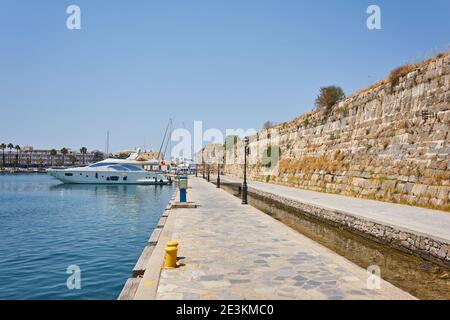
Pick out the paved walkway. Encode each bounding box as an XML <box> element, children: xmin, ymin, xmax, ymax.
<box><xmin>222</xmin><ymin>176</ymin><xmax>450</xmax><ymax>242</ymax></box>
<box><xmin>153</xmin><ymin>178</ymin><xmax>414</xmax><ymax>300</ymax></box>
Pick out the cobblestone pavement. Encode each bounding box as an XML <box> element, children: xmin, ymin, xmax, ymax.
<box><xmin>221</xmin><ymin>176</ymin><xmax>450</xmax><ymax>242</ymax></box>
<box><xmin>155</xmin><ymin>178</ymin><xmax>415</xmax><ymax>300</ymax></box>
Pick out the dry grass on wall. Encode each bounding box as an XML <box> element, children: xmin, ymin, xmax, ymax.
<box><xmin>388</xmin><ymin>64</ymin><xmax>418</xmax><ymax>86</ymax></box>
<box><xmin>279</xmin><ymin>155</ymin><xmax>343</xmax><ymax>176</ymax></box>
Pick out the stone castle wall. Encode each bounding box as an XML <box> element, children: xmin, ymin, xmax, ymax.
<box><xmin>201</xmin><ymin>53</ymin><xmax>450</xmax><ymax>211</ymax></box>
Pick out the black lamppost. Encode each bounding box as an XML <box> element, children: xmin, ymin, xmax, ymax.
<box><xmin>242</xmin><ymin>136</ymin><xmax>249</xmax><ymax>205</ymax></box>
<box><xmin>216</xmin><ymin>163</ymin><xmax>220</xmax><ymax>188</ymax></box>
<box><xmin>195</xmin><ymin>163</ymin><xmax>198</xmax><ymax>177</ymax></box>
<box><xmin>202</xmin><ymin>149</ymin><xmax>205</xmax><ymax>179</ymax></box>
<box><xmin>207</xmin><ymin>164</ymin><xmax>210</xmax><ymax>182</ymax></box>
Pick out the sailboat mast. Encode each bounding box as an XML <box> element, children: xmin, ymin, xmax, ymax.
<box><xmin>163</xmin><ymin>119</ymin><xmax>173</xmax><ymax>160</ymax></box>
<box><xmin>158</xmin><ymin>119</ymin><xmax>171</xmax><ymax>160</ymax></box>
<box><xmin>106</xmin><ymin>131</ymin><xmax>110</xmax><ymax>155</ymax></box>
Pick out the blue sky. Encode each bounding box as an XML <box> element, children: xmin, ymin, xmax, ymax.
<box><xmin>0</xmin><ymin>0</ymin><xmax>448</xmax><ymax>152</ymax></box>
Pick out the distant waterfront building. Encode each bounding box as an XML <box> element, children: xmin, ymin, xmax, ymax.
<box><xmin>1</xmin><ymin>146</ymin><xmax>106</xmax><ymax>168</ymax></box>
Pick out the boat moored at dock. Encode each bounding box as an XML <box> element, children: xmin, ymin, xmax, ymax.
<box><xmin>47</xmin><ymin>157</ymin><xmax>171</xmax><ymax>185</ymax></box>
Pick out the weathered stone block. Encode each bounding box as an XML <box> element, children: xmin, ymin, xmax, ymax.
<box><xmin>412</xmin><ymin>184</ymin><xmax>429</xmax><ymax>197</ymax></box>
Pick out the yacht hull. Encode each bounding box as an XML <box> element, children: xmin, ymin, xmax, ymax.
<box><xmin>47</xmin><ymin>169</ymin><xmax>170</xmax><ymax>185</ymax></box>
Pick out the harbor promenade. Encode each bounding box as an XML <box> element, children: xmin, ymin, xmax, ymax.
<box><xmin>133</xmin><ymin>177</ymin><xmax>414</xmax><ymax>300</ymax></box>
<box><xmin>221</xmin><ymin>176</ymin><xmax>450</xmax><ymax>243</ymax></box>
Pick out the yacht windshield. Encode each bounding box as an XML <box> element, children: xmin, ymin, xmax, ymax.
<box><xmin>88</xmin><ymin>162</ymin><xmax>143</xmax><ymax>171</ymax></box>
<box><xmin>109</xmin><ymin>165</ymin><xmax>143</xmax><ymax>171</ymax></box>
<box><xmin>89</xmin><ymin>162</ymin><xmax>113</xmax><ymax>168</ymax></box>
<box><xmin>109</xmin><ymin>165</ymin><xmax>129</xmax><ymax>171</ymax></box>
<box><xmin>121</xmin><ymin>165</ymin><xmax>142</xmax><ymax>171</ymax></box>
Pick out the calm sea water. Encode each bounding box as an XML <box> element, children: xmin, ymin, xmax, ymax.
<box><xmin>0</xmin><ymin>174</ymin><xmax>174</xmax><ymax>299</ymax></box>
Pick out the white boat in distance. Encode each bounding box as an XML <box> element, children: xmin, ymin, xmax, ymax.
<box><xmin>47</xmin><ymin>155</ymin><xmax>170</xmax><ymax>185</ymax></box>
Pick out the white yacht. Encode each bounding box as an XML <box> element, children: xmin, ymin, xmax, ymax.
<box><xmin>47</xmin><ymin>155</ymin><xmax>171</xmax><ymax>185</ymax></box>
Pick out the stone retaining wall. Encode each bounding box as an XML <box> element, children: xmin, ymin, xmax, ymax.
<box><xmin>202</xmin><ymin>53</ymin><xmax>450</xmax><ymax>211</ymax></box>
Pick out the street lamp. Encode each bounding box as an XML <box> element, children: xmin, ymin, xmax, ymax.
<box><xmin>216</xmin><ymin>149</ymin><xmax>223</xmax><ymax>188</ymax></box>
<box><xmin>216</xmin><ymin>162</ymin><xmax>220</xmax><ymax>188</ymax></box>
<box><xmin>207</xmin><ymin>164</ymin><xmax>210</xmax><ymax>182</ymax></box>
<box><xmin>202</xmin><ymin>149</ymin><xmax>205</xmax><ymax>179</ymax></box>
<box><xmin>242</xmin><ymin>136</ymin><xmax>249</xmax><ymax>205</ymax></box>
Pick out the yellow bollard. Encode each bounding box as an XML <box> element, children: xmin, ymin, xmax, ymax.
<box><xmin>164</xmin><ymin>246</ymin><xmax>178</xmax><ymax>268</ymax></box>
<box><xmin>166</xmin><ymin>240</ymin><xmax>179</xmax><ymax>249</ymax></box>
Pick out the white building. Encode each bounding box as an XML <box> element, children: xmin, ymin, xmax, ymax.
<box><xmin>0</xmin><ymin>146</ymin><xmax>106</xmax><ymax>168</ymax></box>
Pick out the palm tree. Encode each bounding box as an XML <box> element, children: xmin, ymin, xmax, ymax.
<box><xmin>7</xmin><ymin>143</ymin><xmax>13</xmax><ymax>167</ymax></box>
<box><xmin>0</xmin><ymin>143</ymin><xmax>5</xmax><ymax>168</ymax></box>
<box><xmin>60</xmin><ymin>148</ymin><xmax>68</xmax><ymax>166</ymax></box>
<box><xmin>69</xmin><ymin>155</ymin><xmax>77</xmax><ymax>166</ymax></box>
<box><xmin>14</xmin><ymin>145</ymin><xmax>21</xmax><ymax>168</ymax></box>
<box><xmin>80</xmin><ymin>147</ymin><xmax>87</xmax><ymax>164</ymax></box>
<box><xmin>50</xmin><ymin>149</ymin><xmax>57</xmax><ymax>167</ymax></box>
<box><xmin>23</xmin><ymin>149</ymin><xmax>30</xmax><ymax>169</ymax></box>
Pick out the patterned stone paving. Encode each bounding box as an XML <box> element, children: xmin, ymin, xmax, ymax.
<box><xmin>155</xmin><ymin>178</ymin><xmax>415</xmax><ymax>300</ymax></box>
<box><xmin>221</xmin><ymin>176</ymin><xmax>450</xmax><ymax>243</ymax></box>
